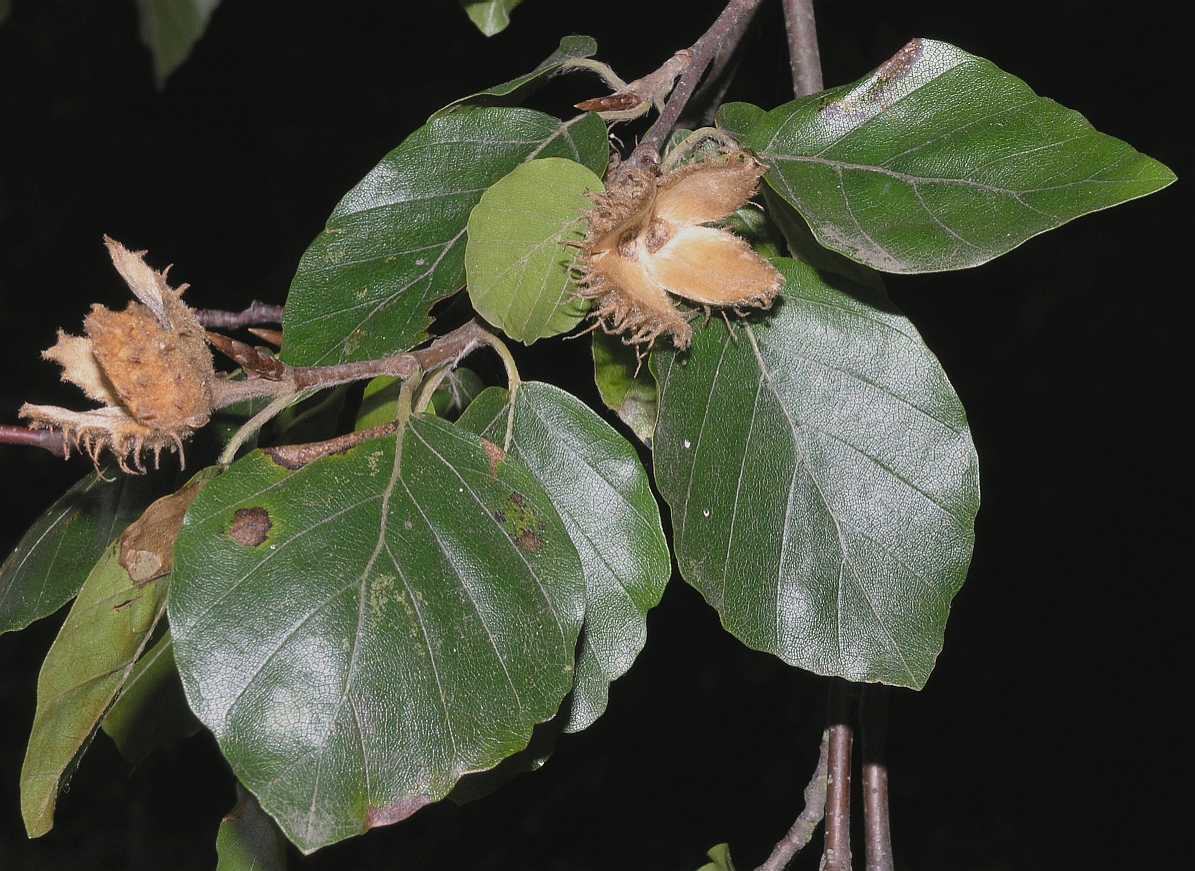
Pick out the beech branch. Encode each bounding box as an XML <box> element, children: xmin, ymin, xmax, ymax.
<box><xmin>756</xmin><ymin>731</ymin><xmax>830</xmax><ymax>871</ymax></box>
<box><xmin>625</xmin><ymin>0</ymin><xmax>766</xmax><ymax>169</ymax></box>
<box><xmin>193</xmin><ymin>301</ymin><xmax>284</xmax><ymax>330</ymax></box>
<box><xmin>821</xmin><ymin>681</ymin><xmax>857</xmax><ymax>871</ymax></box>
<box><xmin>0</xmin><ymin>424</ymin><xmax>66</xmax><ymax>457</ymax></box>
<box><xmin>861</xmin><ymin>685</ymin><xmax>895</xmax><ymax>871</ymax></box>
<box><xmin>782</xmin><ymin>0</ymin><xmax>824</xmax><ymax>97</ymax></box>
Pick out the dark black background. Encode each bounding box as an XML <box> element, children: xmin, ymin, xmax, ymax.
<box><xmin>0</xmin><ymin>1</ymin><xmax>1186</xmax><ymax>869</ymax></box>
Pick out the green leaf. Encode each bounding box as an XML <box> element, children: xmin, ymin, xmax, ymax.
<box><xmin>734</xmin><ymin>39</ymin><xmax>1176</xmax><ymax>273</ymax></box>
<box><xmin>282</xmin><ymin>108</ymin><xmax>607</xmax><ymax>367</ymax></box>
<box><xmin>135</xmin><ymin>0</ymin><xmax>222</xmax><ymax>88</ymax></box>
<box><xmin>459</xmin><ymin>0</ymin><xmax>523</xmax><ymax>36</ymax></box>
<box><xmin>592</xmin><ymin>331</ymin><xmax>657</xmax><ymax>447</ymax></box>
<box><xmin>435</xmin><ymin>35</ymin><xmax>598</xmax><ymax>117</ymax></box>
<box><xmin>762</xmin><ymin>189</ymin><xmax>885</xmax><ymax>290</ymax></box>
<box><xmin>101</xmin><ymin>631</ymin><xmax>201</xmax><ymax>767</ymax></box>
<box><xmin>217</xmin><ymin>784</ymin><xmax>288</xmax><ymax>871</ymax></box>
<box><xmin>697</xmin><ymin>843</ymin><xmax>738</xmax><ymax>871</ymax></box>
<box><xmin>169</xmin><ymin>417</ymin><xmax>585</xmax><ymax>853</ymax></box>
<box><xmin>466</xmin><ymin>158</ymin><xmax>603</xmax><ymax>344</ymax></box>
<box><xmin>651</xmin><ymin>258</ymin><xmax>979</xmax><ymax>688</ymax></box>
<box><xmin>20</xmin><ymin>543</ymin><xmax>169</xmax><ymax>837</ymax></box>
<box><xmin>0</xmin><ymin>0</ymin><xmax>11</xmax><ymax>26</ymax></box>
<box><xmin>2</xmin><ymin>470</ymin><xmax>159</xmax><ymax>635</ymax></box>
<box><xmin>457</xmin><ymin>382</ymin><xmax>669</xmax><ymax>731</ymax></box>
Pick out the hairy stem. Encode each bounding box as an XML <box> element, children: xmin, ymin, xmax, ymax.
<box><xmin>782</xmin><ymin>0</ymin><xmax>824</xmax><ymax>97</ymax></box>
<box><xmin>756</xmin><ymin>731</ymin><xmax>830</xmax><ymax>871</ymax></box>
<box><xmin>0</xmin><ymin>424</ymin><xmax>65</xmax><ymax>457</ymax></box>
<box><xmin>860</xmin><ymin>685</ymin><xmax>894</xmax><ymax>871</ymax></box>
<box><xmin>193</xmin><ymin>301</ymin><xmax>284</xmax><ymax>330</ymax></box>
<box><xmin>821</xmin><ymin>680</ymin><xmax>856</xmax><ymax>871</ymax></box>
<box><xmin>626</xmin><ymin>0</ymin><xmax>766</xmax><ymax>168</ymax></box>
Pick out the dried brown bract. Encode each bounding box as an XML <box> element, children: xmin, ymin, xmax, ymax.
<box><xmin>576</xmin><ymin>151</ymin><xmax>782</xmax><ymax>350</ymax></box>
<box><xmin>19</xmin><ymin>237</ymin><xmax>216</xmax><ymax>473</ymax></box>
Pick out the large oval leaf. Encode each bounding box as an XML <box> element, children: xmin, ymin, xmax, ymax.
<box><xmin>457</xmin><ymin>382</ymin><xmax>670</xmax><ymax>731</ymax></box>
<box><xmin>434</xmin><ymin>34</ymin><xmax>598</xmax><ymax>117</ymax></box>
<box><xmin>651</xmin><ymin>258</ymin><xmax>979</xmax><ymax>688</ymax></box>
<box><xmin>732</xmin><ymin>39</ymin><xmax>1175</xmax><ymax>273</ymax></box>
<box><xmin>20</xmin><ymin>543</ymin><xmax>168</xmax><ymax>837</ymax></box>
<box><xmin>169</xmin><ymin>416</ymin><xmax>585</xmax><ymax>852</ymax></box>
<box><xmin>466</xmin><ymin>158</ymin><xmax>603</xmax><ymax>344</ymax></box>
<box><xmin>1</xmin><ymin>470</ymin><xmax>160</xmax><ymax>635</ymax></box>
<box><xmin>282</xmin><ymin>107</ymin><xmax>608</xmax><ymax>366</ymax></box>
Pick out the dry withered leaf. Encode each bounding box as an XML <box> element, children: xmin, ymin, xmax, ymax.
<box><xmin>118</xmin><ymin>475</ymin><xmax>210</xmax><ymax>585</ymax></box>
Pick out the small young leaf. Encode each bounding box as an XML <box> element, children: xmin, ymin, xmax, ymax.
<box><xmin>457</xmin><ymin>382</ymin><xmax>670</xmax><ymax>731</ymax></box>
<box><xmin>170</xmin><ymin>418</ymin><xmax>585</xmax><ymax>853</ymax></box>
<box><xmin>20</xmin><ymin>544</ymin><xmax>169</xmax><ymax>836</ymax></box>
<box><xmin>730</xmin><ymin>39</ymin><xmax>1176</xmax><ymax>273</ymax></box>
<box><xmin>591</xmin><ymin>332</ymin><xmax>658</xmax><ymax>447</ymax></box>
<box><xmin>697</xmin><ymin>843</ymin><xmax>739</xmax><ymax>871</ymax></box>
<box><xmin>435</xmin><ymin>34</ymin><xmax>598</xmax><ymax>117</ymax></box>
<box><xmin>466</xmin><ymin>158</ymin><xmax>604</xmax><ymax>344</ymax></box>
<box><xmin>135</xmin><ymin>0</ymin><xmax>222</xmax><ymax>88</ymax></box>
<box><xmin>1</xmin><ymin>470</ymin><xmax>160</xmax><ymax>635</ymax></box>
<box><xmin>282</xmin><ymin>108</ymin><xmax>608</xmax><ymax>367</ymax></box>
<box><xmin>216</xmin><ymin>784</ymin><xmax>288</xmax><ymax>871</ymax></box>
<box><xmin>459</xmin><ymin>0</ymin><xmax>523</xmax><ymax>36</ymax></box>
<box><xmin>101</xmin><ymin>632</ymin><xmax>201</xmax><ymax>767</ymax></box>
<box><xmin>651</xmin><ymin>258</ymin><xmax>979</xmax><ymax>688</ymax></box>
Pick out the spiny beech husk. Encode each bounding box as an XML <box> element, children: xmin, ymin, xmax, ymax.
<box><xmin>576</xmin><ymin>151</ymin><xmax>782</xmax><ymax>349</ymax></box>
<box><xmin>19</xmin><ymin>237</ymin><xmax>215</xmax><ymax>473</ymax></box>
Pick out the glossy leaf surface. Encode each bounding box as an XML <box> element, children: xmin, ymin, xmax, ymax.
<box><xmin>1</xmin><ymin>470</ymin><xmax>159</xmax><ymax>635</ymax></box>
<box><xmin>170</xmin><ymin>417</ymin><xmax>585</xmax><ymax>852</ymax></box>
<box><xmin>435</xmin><ymin>35</ymin><xmax>597</xmax><ymax>116</ymax></box>
<box><xmin>282</xmin><ymin>108</ymin><xmax>607</xmax><ymax>366</ymax></box>
<box><xmin>20</xmin><ymin>544</ymin><xmax>167</xmax><ymax>836</ymax></box>
<box><xmin>458</xmin><ymin>382</ymin><xmax>669</xmax><ymax>731</ymax></box>
<box><xmin>652</xmin><ymin>258</ymin><xmax>979</xmax><ymax>687</ymax></box>
<box><xmin>731</xmin><ymin>39</ymin><xmax>1175</xmax><ymax>273</ymax></box>
<box><xmin>466</xmin><ymin>158</ymin><xmax>602</xmax><ymax>344</ymax></box>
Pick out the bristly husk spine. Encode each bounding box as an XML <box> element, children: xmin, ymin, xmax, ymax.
<box><xmin>576</xmin><ymin>150</ymin><xmax>783</xmax><ymax>351</ymax></box>
<box><xmin>19</xmin><ymin>238</ymin><xmax>216</xmax><ymax>474</ymax></box>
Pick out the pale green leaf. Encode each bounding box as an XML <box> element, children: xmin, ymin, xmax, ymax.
<box><xmin>457</xmin><ymin>382</ymin><xmax>669</xmax><ymax>731</ymax></box>
<box><xmin>466</xmin><ymin>157</ymin><xmax>603</xmax><ymax>344</ymax></box>
<box><xmin>355</xmin><ymin>368</ymin><xmax>483</xmax><ymax>431</ymax></box>
<box><xmin>170</xmin><ymin>417</ymin><xmax>585</xmax><ymax>852</ymax></box>
<box><xmin>282</xmin><ymin>108</ymin><xmax>607</xmax><ymax>366</ymax></box>
<box><xmin>135</xmin><ymin>0</ymin><xmax>222</xmax><ymax>88</ymax></box>
<box><xmin>697</xmin><ymin>843</ymin><xmax>738</xmax><ymax>871</ymax></box>
<box><xmin>651</xmin><ymin>258</ymin><xmax>979</xmax><ymax>688</ymax></box>
<box><xmin>20</xmin><ymin>544</ymin><xmax>169</xmax><ymax>836</ymax></box>
<box><xmin>731</xmin><ymin>39</ymin><xmax>1176</xmax><ymax>273</ymax></box>
<box><xmin>460</xmin><ymin>0</ymin><xmax>523</xmax><ymax>36</ymax></box>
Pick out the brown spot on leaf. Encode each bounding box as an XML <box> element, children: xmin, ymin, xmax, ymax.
<box><xmin>481</xmin><ymin>438</ymin><xmax>505</xmax><ymax>478</ymax></box>
<box><xmin>875</xmin><ymin>38</ymin><xmax>924</xmax><ymax>82</ymax></box>
<box><xmin>515</xmin><ymin>529</ymin><xmax>544</xmax><ymax>553</ymax></box>
<box><xmin>229</xmin><ymin>507</ymin><xmax>271</xmax><ymax>547</ymax></box>
<box><xmin>264</xmin><ymin>423</ymin><xmax>398</xmax><ymax>470</ymax></box>
<box><xmin>365</xmin><ymin>795</ymin><xmax>433</xmax><ymax>829</ymax></box>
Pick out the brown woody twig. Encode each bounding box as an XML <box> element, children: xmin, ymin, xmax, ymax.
<box><xmin>625</xmin><ymin>0</ymin><xmax>766</xmax><ymax>170</ymax></box>
<box><xmin>756</xmin><ymin>731</ymin><xmax>831</xmax><ymax>871</ymax></box>
<box><xmin>193</xmin><ymin>301</ymin><xmax>284</xmax><ymax>330</ymax></box>
<box><xmin>821</xmin><ymin>681</ymin><xmax>857</xmax><ymax>871</ymax></box>
<box><xmin>782</xmin><ymin>0</ymin><xmax>824</xmax><ymax>97</ymax></box>
<box><xmin>0</xmin><ymin>424</ymin><xmax>66</xmax><ymax>458</ymax></box>
<box><xmin>861</xmin><ymin>685</ymin><xmax>895</xmax><ymax>871</ymax></box>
